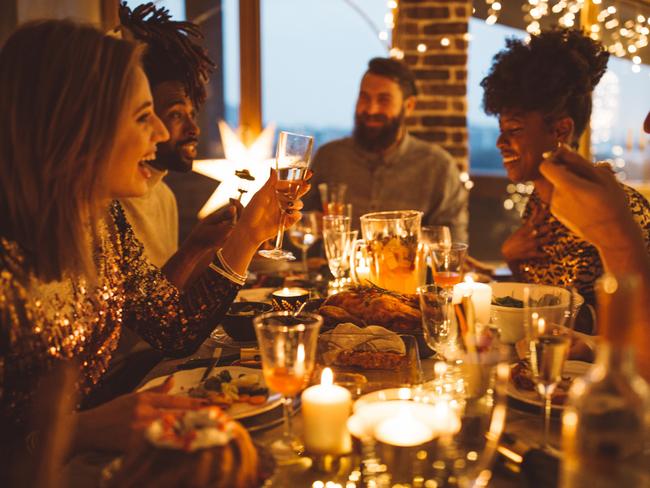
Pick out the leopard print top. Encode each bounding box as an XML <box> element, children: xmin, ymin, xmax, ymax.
<box><xmin>513</xmin><ymin>184</ymin><xmax>650</xmax><ymax>306</ymax></box>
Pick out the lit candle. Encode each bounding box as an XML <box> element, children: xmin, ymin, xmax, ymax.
<box><xmin>374</xmin><ymin>407</ymin><xmax>434</xmax><ymax>447</ymax></box>
<box><xmin>271</xmin><ymin>287</ymin><xmax>310</xmax><ymax>312</ymax></box>
<box><xmin>302</xmin><ymin>368</ymin><xmax>352</xmax><ymax>455</ymax></box>
<box><xmin>355</xmin><ymin>254</ymin><xmax>371</xmax><ymax>286</ymax></box>
<box><xmin>428</xmin><ymin>400</ymin><xmax>461</xmax><ymax>436</ymax></box>
<box><xmin>453</xmin><ymin>276</ymin><xmax>492</xmax><ymax>325</ymax></box>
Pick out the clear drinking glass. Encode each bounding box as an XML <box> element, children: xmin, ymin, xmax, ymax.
<box><xmin>429</xmin><ymin>242</ymin><xmax>468</xmax><ymax>288</ymax></box>
<box><xmin>318</xmin><ymin>182</ymin><xmax>348</xmax><ymax>215</ymax></box>
<box><xmin>287</xmin><ymin>211</ymin><xmax>322</xmax><ymax>273</ymax></box>
<box><xmin>253</xmin><ymin>311</ymin><xmax>322</xmax><ymax>462</ymax></box>
<box><xmin>259</xmin><ymin>131</ymin><xmax>314</xmax><ymax>261</ymax></box>
<box><xmin>421</xmin><ymin>225</ymin><xmax>452</xmax><ymax>250</ymax></box>
<box><xmin>322</xmin><ymin>214</ymin><xmax>351</xmax><ymax>233</ymax></box>
<box><xmin>323</xmin><ymin>229</ymin><xmax>358</xmax><ymax>291</ymax></box>
<box><xmin>417</xmin><ymin>284</ymin><xmax>458</xmax><ymax>361</ymax></box>
<box><xmin>524</xmin><ymin>286</ymin><xmax>576</xmax><ymax>450</ymax></box>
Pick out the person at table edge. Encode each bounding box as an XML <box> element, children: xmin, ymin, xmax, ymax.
<box><xmin>481</xmin><ymin>28</ymin><xmax>650</xmax><ymax>313</ymax></box>
<box><xmin>304</xmin><ymin>57</ymin><xmax>469</xmax><ymax>243</ymax></box>
<box><xmin>0</xmin><ymin>20</ymin><xmax>309</xmax><ymax>458</ymax></box>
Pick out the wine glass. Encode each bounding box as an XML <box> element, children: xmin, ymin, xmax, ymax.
<box><xmin>287</xmin><ymin>211</ymin><xmax>322</xmax><ymax>273</ymax></box>
<box><xmin>323</xmin><ymin>229</ymin><xmax>357</xmax><ymax>292</ymax></box>
<box><xmin>417</xmin><ymin>284</ymin><xmax>459</xmax><ymax>361</ymax></box>
<box><xmin>421</xmin><ymin>225</ymin><xmax>452</xmax><ymax>250</ymax></box>
<box><xmin>524</xmin><ymin>286</ymin><xmax>576</xmax><ymax>450</ymax></box>
<box><xmin>429</xmin><ymin>242</ymin><xmax>468</xmax><ymax>288</ymax></box>
<box><xmin>253</xmin><ymin>311</ymin><xmax>322</xmax><ymax>462</ymax></box>
<box><xmin>259</xmin><ymin>131</ymin><xmax>314</xmax><ymax>261</ymax></box>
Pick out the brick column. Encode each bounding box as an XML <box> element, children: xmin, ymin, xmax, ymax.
<box><xmin>395</xmin><ymin>0</ymin><xmax>471</xmax><ymax>171</ymax></box>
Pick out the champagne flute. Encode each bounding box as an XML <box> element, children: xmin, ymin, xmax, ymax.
<box><xmin>259</xmin><ymin>131</ymin><xmax>314</xmax><ymax>261</ymax></box>
<box><xmin>323</xmin><ymin>229</ymin><xmax>358</xmax><ymax>292</ymax></box>
<box><xmin>288</xmin><ymin>211</ymin><xmax>322</xmax><ymax>273</ymax></box>
<box><xmin>253</xmin><ymin>311</ymin><xmax>322</xmax><ymax>462</ymax></box>
<box><xmin>524</xmin><ymin>286</ymin><xmax>575</xmax><ymax>449</ymax></box>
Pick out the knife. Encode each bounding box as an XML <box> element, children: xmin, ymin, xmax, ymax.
<box><xmin>199</xmin><ymin>349</ymin><xmax>222</xmax><ymax>382</ymax></box>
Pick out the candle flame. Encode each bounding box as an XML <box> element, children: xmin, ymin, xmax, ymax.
<box><xmin>464</xmin><ymin>275</ymin><xmax>475</xmax><ymax>284</ymax></box>
<box><xmin>321</xmin><ymin>367</ymin><xmax>333</xmax><ymax>386</ymax></box>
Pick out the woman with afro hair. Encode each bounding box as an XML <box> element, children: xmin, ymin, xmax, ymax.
<box><xmin>481</xmin><ymin>28</ymin><xmax>650</xmax><ymax>323</ymax></box>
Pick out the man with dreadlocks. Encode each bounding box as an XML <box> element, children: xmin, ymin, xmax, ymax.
<box><xmin>118</xmin><ymin>2</ymin><xmax>235</xmax><ymax>287</ymax></box>
<box><xmin>102</xmin><ymin>3</ymin><xmax>240</xmax><ymax>381</ymax></box>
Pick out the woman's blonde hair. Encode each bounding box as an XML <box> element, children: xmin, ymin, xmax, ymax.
<box><xmin>0</xmin><ymin>20</ymin><xmax>144</xmax><ymax>281</ymax></box>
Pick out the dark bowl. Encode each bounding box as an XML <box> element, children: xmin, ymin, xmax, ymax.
<box><xmin>222</xmin><ymin>301</ymin><xmax>274</xmax><ymax>342</ymax></box>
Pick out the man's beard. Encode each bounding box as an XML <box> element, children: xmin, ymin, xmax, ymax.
<box><xmin>353</xmin><ymin>110</ymin><xmax>404</xmax><ymax>153</ymax></box>
<box><xmin>150</xmin><ymin>138</ymin><xmax>198</xmax><ymax>173</ymax></box>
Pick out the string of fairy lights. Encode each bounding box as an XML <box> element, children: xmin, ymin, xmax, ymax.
<box><xmin>485</xmin><ymin>0</ymin><xmax>650</xmax><ymax>72</ymax></box>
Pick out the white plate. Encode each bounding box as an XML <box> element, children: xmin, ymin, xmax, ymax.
<box><xmin>507</xmin><ymin>360</ymin><xmax>591</xmax><ymax>411</ymax></box>
<box><xmin>139</xmin><ymin>366</ymin><xmax>282</xmax><ymax>420</ymax></box>
<box><xmin>236</xmin><ymin>287</ymin><xmax>275</xmax><ymax>303</ymax></box>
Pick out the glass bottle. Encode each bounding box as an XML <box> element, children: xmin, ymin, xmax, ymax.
<box><xmin>560</xmin><ymin>274</ymin><xmax>650</xmax><ymax>487</ymax></box>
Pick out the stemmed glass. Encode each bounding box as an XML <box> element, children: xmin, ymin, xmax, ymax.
<box><xmin>524</xmin><ymin>286</ymin><xmax>576</xmax><ymax>450</ymax></box>
<box><xmin>287</xmin><ymin>211</ymin><xmax>322</xmax><ymax>273</ymax></box>
<box><xmin>429</xmin><ymin>242</ymin><xmax>468</xmax><ymax>288</ymax></box>
<box><xmin>259</xmin><ymin>131</ymin><xmax>314</xmax><ymax>261</ymax></box>
<box><xmin>421</xmin><ymin>225</ymin><xmax>452</xmax><ymax>250</ymax></box>
<box><xmin>417</xmin><ymin>284</ymin><xmax>458</xmax><ymax>361</ymax></box>
<box><xmin>323</xmin><ymin>229</ymin><xmax>358</xmax><ymax>292</ymax></box>
<box><xmin>253</xmin><ymin>311</ymin><xmax>322</xmax><ymax>462</ymax></box>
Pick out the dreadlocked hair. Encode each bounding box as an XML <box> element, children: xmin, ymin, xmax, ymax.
<box><xmin>481</xmin><ymin>28</ymin><xmax>609</xmax><ymax>140</ymax></box>
<box><xmin>119</xmin><ymin>2</ymin><xmax>215</xmax><ymax>108</ymax></box>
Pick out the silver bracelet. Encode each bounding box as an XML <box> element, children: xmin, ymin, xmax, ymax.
<box><xmin>215</xmin><ymin>248</ymin><xmax>248</xmax><ymax>282</ymax></box>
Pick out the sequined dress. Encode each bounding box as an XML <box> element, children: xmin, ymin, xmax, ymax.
<box><xmin>0</xmin><ymin>202</ymin><xmax>241</xmax><ymax>435</ymax></box>
<box><xmin>513</xmin><ymin>186</ymin><xmax>650</xmax><ymax>305</ymax></box>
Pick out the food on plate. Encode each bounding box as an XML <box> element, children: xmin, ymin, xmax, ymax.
<box><xmin>510</xmin><ymin>361</ymin><xmax>572</xmax><ymax>405</ymax></box>
<box><xmin>106</xmin><ymin>407</ymin><xmax>260</xmax><ymax>488</ymax></box>
<box><xmin>492</xmin><ymin>293</ymin><xmax>561</xmax><ymax>308</ymax></box>
<box><xmin>320</xmin><ymin>285</ymin><xmax>421</xmax><ymax>333</ymax></box>
<box><xmin>319</xmin><ymin>323</ymin><xmax>407</xmax><ymax>370</ymax></box>
<box><xmin>188</xmin><ymin>369</ymin><xmax>269</xmax><ymax>408</ymax></box>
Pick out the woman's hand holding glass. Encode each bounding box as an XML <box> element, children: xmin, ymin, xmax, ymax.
<box><xmin>259</xmin><ymin>131</ymin><xmax>314</xmax><ymax>261</ymax></box>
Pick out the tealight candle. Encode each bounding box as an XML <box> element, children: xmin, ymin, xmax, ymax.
<box><xmin>271</xmin><ymin>287</ymin><xmax>310</xmax><ymax>312</ymax></box>
<box><xmin>374</xmin><ymin>407</ymin><xmax>434</xmax><ymax>447</ymax></box>
<box><xmin>453</xmin><ymin>276</ymin><xmax>492</xmax><ymax>325</ymax></box>
<box><xmin>302</xmin><ymin>368</ymin><xmax>352</xmax><ymax>455</ymax></box>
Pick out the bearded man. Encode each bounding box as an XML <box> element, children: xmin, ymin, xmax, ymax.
<box><xmin>305</xmin><ymin>57</ymin><xmax>468</xmax><ymax>241</ymax></box>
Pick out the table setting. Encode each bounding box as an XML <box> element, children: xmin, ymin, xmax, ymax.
<box><xmin>101</xmin><ymin>198</ymin><xmax>602</xmax><ymax>488</ymax></box>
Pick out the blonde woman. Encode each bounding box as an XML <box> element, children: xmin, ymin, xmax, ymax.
<box><xmin>0</xmin><ymin>20</ymin><xmax>308</xmax><ymax>457</ymax></box>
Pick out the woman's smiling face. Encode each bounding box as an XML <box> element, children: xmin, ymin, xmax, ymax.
<box><xmin>496</xmin><ymin>110</ymin><xmax>559</xmax><ymax>183</ymax></box>
<box><xmin>104</xmin><ymin>66</ymin><xmax>169</xmax><ymax>199</ymax></box>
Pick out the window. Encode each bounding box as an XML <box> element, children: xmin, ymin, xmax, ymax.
<box><xmin>467</xmin><ymin>18</ymin><xmax>525</xmax><ymax>175</ymax></box>
<box><xmin>259</xmin><ymin>0</ymin><xmax>389</xmax><ymax>150</ymax></box>
<box><xmin>592</xmin><ymin>56</ymin><xmax>650</xmax><ymax>182</ymax></box>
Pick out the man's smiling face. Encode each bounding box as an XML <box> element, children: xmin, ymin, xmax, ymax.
<box><xmin>150</xmin><ymin>80</ymin><xmax>199</xmax><ymax>172</ymax></box>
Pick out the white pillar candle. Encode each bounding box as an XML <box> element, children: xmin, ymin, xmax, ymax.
<box><xmin>453</xmin><ymin>277</ymin><xmax>492</xmax><ymax>325</ymax></box>
<box><xmin>374</xmin><ymin>407</ymin><xmax>434</xmax><ymax>447</ymax></box>
<box><xmin>302</xmin><ymin>368</ymin><xmax>352</xmax><ymax>455</ymax></box>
